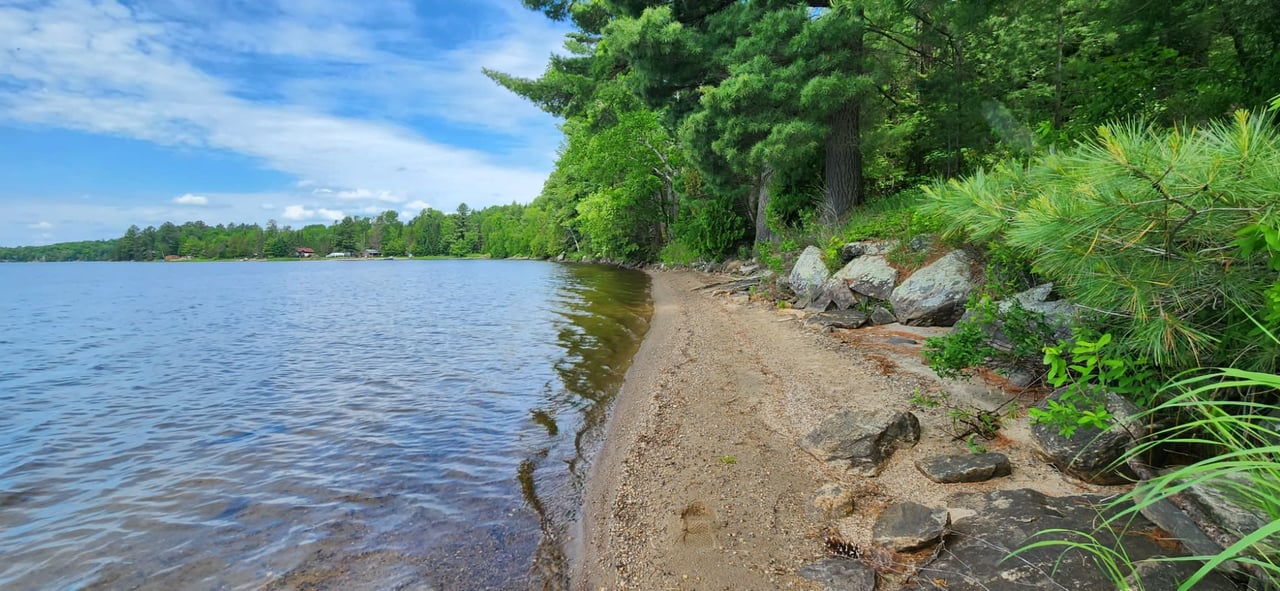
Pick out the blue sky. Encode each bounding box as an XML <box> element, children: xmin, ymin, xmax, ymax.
<box><xmin>0</xmin><ymin>0</ymin><xmax>571</xmax><ymax>246</ymax></box>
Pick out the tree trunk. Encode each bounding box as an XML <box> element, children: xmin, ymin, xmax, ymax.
<box><xmin>752</xmin><ymin>165</ymin><xmax>776</xmax><ymax>245</ymax></box>
<box><xmin>824</xmin><ymin>99</ymin><xmax>863</xmax><ymax>223</ymax></box>
<box><xmin>823</xmin><ymin>7</ymin><xmax>865</xmax><ymax>223</ymax></box>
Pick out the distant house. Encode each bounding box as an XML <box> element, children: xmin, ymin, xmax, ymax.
<box><xmin>364</xmin><ymin>249</ymin><xmax>381</xmax><ymax>257</ymax></box>
<box><xmin>296</xmin><ymin>247</ymin><xmax>315</xmax><ymax>258</ymax></box>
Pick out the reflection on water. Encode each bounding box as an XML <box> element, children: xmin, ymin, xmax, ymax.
<box><xmin>0</xmin><ymin>260</ymin><xmax>650</xmax><ymax>590</ymax></box>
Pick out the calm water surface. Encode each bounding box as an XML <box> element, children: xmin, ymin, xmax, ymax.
<box><xmin>0</xmin><ymin>260</ymin><xmax>651</xmax><ymax>590</ymax></box>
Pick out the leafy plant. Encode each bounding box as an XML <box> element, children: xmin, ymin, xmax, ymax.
<box><xmin>1030</xmin><ymin>332</ymin><xmax>1159</xmax><ymax>437</ymax></box>
<box><xmin>923</xmin><ymin>298</ymin><xmax>1055</xmax><ymax>381</ymax></box>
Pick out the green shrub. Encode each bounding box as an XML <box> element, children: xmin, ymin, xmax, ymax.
<box><xmin>922</xmin><ymin>109</ymin><xmax>1280</xmax><ymax>375</ymax></box>
<box><xmin>923</xmin><ymin>298</ymin><xmax>1055</xmax><ymax>381</ymax></box>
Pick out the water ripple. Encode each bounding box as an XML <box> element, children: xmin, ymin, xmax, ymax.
<box><xmin>0</xmin><ymin>260</ymin><xmax>650</xmax><ymax>590</ymax></box>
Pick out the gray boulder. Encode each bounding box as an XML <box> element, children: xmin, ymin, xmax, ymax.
<box><xmin>907</xmin><ymin>489</ymin><xmax>1239</xmax><ymax>591</ymax></box>
<box><xmin>832</xmin><ymin>255</ymin><xmax>898</xmax><ymax>301</ymax></box>
<box><xmin>798</xmin><ymin>409</ymin><xmax>921</xmax><ymax>476</ymax></box>
<box><xmin>873</xmin><ymin>501</ymin><xmax>950</xmax><ymax>552</ymax></box>
<box><xmin>870</xmin><ymin>306</ymin><xmax>897</xmax><ymax>325</ymax></box>
<box><xmin>798</xmin><ymin>558</ymin><xmax>876</xmax><ymax>591</ymax></box>
<box><xmin>915</xmin><ymin>453</ymin><xmax>1011</xmax><ymax>484</ymax></box>
<box><xmin>1030</xmin><ymin>388</ymin><xmax>1144</xmax><ymax>484</ymax></box>
<box><xmin>839</xmin><ymin>240</ymin><xmax>896</xmax><ymax>262</ymax></box>
<box><xmin>890</xmin><ymin>250</ymin><xmax>975</xmax><ymax>326</ymax></box>
<box><xmin>805</xmin><ymin>310</ymin><xmax>869</xmax><ymax>330</ymax></box>
<box><xmin>787</xmin><ymin>246</ymin><xmax>830</xmax><ymax>300</ymax></box>
<box><xmin>806</xmin><ymin>277</ymin><xmax>858</xmax><ymax>313</ymax></box>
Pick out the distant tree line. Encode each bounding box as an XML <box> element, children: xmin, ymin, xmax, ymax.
<box><xmin>0</xmin><ymin>202</ymin><xmax>581</xmax><ymax>262</ymax></box>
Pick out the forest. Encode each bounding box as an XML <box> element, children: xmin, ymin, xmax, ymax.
<box><xmin>8</xmin><ymin>0</ymin><xmax>1277</xmax><ymax>266</ymax></box>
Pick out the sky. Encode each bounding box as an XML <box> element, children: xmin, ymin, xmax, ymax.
<box><xmin>0</xmin><ymin>0</ymin><xmax>572</xmax><ymax>246</ymax></box>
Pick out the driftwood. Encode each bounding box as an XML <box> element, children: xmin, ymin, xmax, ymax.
<box><xmin>698</xmin><ymin>276</ymin><xmax>766</xmax><ymax>294</ymax></box>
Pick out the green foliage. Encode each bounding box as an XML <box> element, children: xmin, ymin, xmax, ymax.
<box><xmin>923</xmin><ymin>298</ymin><xmax>1055</xmax><ymax>381</ymax></box>
<box><xmin>1030</xmin><ymin>332</ymin><xmax>1159</xmax><ymax>437</ymax></box>
<box><xmin>923</xmin><ymin>110</ymin><xmax>1280</xmax><ymax>375</ymax></box>
<box><xmin>675</xmin><ymin>194</ymin><xmax>748</xmax><ymax>261</ymax></box>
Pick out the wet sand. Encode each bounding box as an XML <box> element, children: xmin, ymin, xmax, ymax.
<box><xmin>574</xmin><ymin>269</ymin><xmax>1118</xmax><ymax>590</ymax></box>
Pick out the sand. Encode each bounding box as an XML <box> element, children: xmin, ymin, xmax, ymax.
<box><xmin>572</xmin><ymin>269</ymin><xmax>1126</xmax><ymax>591</ymax></box>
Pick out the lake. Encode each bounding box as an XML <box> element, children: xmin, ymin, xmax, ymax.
<box><xmin>0</xmin><ymin>259</ymin><xmax>651</xmax><ymax>590</ymax></box>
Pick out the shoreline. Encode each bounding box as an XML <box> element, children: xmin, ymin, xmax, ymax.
<box><xmin>571</xmin><ymin>269</ymin><xmax>1126</xmax><ymax>590</ymax></box>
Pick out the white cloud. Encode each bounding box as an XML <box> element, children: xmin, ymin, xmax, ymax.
<box><xmin>172</xmin><ymin>193</ymin><xmax>209</xmax><ymax>206</ymax></box>
<box><xmin>0</xmin><ymin>0</ymin><xmax>569</xmax><ymax>240</ymax></box>
<box><xmin>28</xmin><ymin>221</ymin><xmax>54</xmax><ymax>230</ymax></box>
<box><xmin>401</xmin><ymin>199</ymin><xmax>432</xmax><ymax>217</ymax></box>
<box><xmin>332</xmin><ymin>188</ymin><xmax>404</xmax><ymax>203</ymax></box>
<box><xmin>282</xmin><ymin>204</ymin><xmax>345</xmax><ymax>222</ymax></box>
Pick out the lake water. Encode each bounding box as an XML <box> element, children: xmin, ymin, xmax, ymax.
<box><xmin>0</xmin><ymin>260</ymin><xmax>651</xmax><ymax>590</ymax></box>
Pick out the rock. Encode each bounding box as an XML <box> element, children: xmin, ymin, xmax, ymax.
<box><xmin>839</xmin><ymin>240</ymin><xmax>896</xmax><ymax>262</ymax></box>
<box><xmin>798</xmin><ymin>558</ymin><xmax>876</xmax><ymax>591</ymax></box>
<box><xmin>787</xmin><ymin>246</ymin><xmax>831</xmax><ymax>300</ymax></box>
<box><xmin>819</xmin><ymin>276</ymin><xmax>859</xmax><ymax>310</ymax></box>
<box><xmin>1030</xmin><ymin>388</ymin><xmax>1144</xmax><ymax>484</ymax></box>
<box><xmin>1123</xmin><ymin>561</ymin><xmax>1240</xmax><ymax>591</ymax></box>
<box><xmin>907</xmin><ymin>489</ymin><xmax>1236</xmax><ymax>591</ymax></box>
<box><xmin>914</xmin><ymin>453</ymin><xmax>1012</xmax><ymax>484</ymax></box>
<box><xmin>873</xmin><ymin>502</ymin><xmax>950</xmax><ymax>552</ymax></box>
<box><xmin>1135</xmin><ymin>494</ymin><xmax>1225</xmax><ymax>559</ymax></box>
<box><xmin>739</xmin><ymin>262</ymin><xmax>761</xmax><ymax>275</ymax></box>
<box><xmin>805</xmin><ymin>290</ymin><xmax>835</xmax><ymax>313</ymax></box>
<box><xmin>890</xmin><ymin>250</ymin><xmax>975</xmax><ymax>326</ymax></box>
<box><xmin>798</xmin><ymin>409</ymin><xmax>921</xmax><ymax>476</ymax></box>
<box><xmin>809</xmin><ymin>483</ymin><xmax>857</xmax><ymax>519</ymax></box>
<box><xmin>1181</xmin><ymin>472</ymin><xmax>1270</xmax><ymax>541</ymax></box>
<box><xmin>806</xmin><ymin>310</ymin><xmax>869</xmax><ymax>330</ymax></box>
<box><xmin>870</xmin><ymin>306</ymin><xmax>897</xmax><ymax>325</ymax></box>
<box><xmin>908</xmin><ymin>234</ymin><xmax>934</xmax><ymax>252</ymax></box>
<box><xmin>832</xmin><ymin>255</ymin><xmax>898</xmax><ymax>301</ymax></box>
<box><xmin>840</xmin><ymin>242</ymin><xmax>869</xmax><ymax>261</ymax></box>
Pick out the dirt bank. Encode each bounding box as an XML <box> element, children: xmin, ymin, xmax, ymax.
<box><xmin>573</xmin><ymin>269</ymin><xmax>1123</xmax><ymax>591</ymax></box>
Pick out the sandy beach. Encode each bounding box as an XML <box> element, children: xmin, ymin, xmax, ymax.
<box><xmin>573</xmin><ymin>269</ymin><xmax>1120</xmax><ymax>591</ymax></box>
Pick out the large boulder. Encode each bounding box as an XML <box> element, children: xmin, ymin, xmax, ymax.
<box><xmin>787</xmin><ymin>246</ymin><xmax>831</xmax><ymax>301</ymax></box>
<box><xmin>1030</xmin><ymin>388</ymin><xmax>1145</xmax><ymax>484</ymax></box>
<box><xmin>906</xmin><ymin>489</ymin><xmax>1239</xmax><ymax>591</ymax></box>
<box><xmin>798</xmin><ymin>409</ymin><xmax>921</xmax><ymax>476</ymax></box>
<box><xmin>890</xmin><ymin>251</ymin><xmax>975</xmax><ymax>326</ymax></box>
<box><xmin>832</xmin><ymin>255</ymin><xmax>898</xmax><ymax>301</ymax></box>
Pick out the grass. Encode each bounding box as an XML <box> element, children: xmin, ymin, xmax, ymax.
<box><xmin>1012</xmin><ymin>358</ymin><xmax>1280</xmax><ymax>590</ymax></box>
